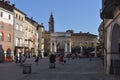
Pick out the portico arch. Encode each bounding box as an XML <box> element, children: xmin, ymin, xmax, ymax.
<box><xmin>110</xmin><ymin>23</ymin><xmax>120</xmax><ymax>59</ymax></box>
<box><xmin>56</xmin><ymin>40</ymin><xmax>65</xmax><ymax>53</ymax></box>
<box><xmin>106</xmin><ymin>23</ymin><xmax>120</xmax><ymax>74</ymax></box>
<box><xmin>50</xmin><ymin>32</ymin><xmax>71</xmax><ymax>55</ymax></box>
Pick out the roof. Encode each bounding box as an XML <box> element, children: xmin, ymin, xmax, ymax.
<box><xmin>0</xmin><ymin>1</ymin><xmax>13</xmax><ymax>12</ymax></box>
<box><xmin>25</xmin><ymin>16</ymin><xmax>38</xmax><ymax>26</ymax></box>
<box><xmin>0</xmin><ymin>1</ymin><xmax>26</xmax><ymax>15</ymax></box>
<box><xmin>71</xmin><ymin>32</ymin><xmax>97</xmax><ymax>37</ymax></box>
<box><xmin>14</xmin><ymin>7</ymin><xmax>26</xmax><ymax>15</ymax></box>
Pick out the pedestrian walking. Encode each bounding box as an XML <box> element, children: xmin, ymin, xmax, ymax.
<box><xmin>49</xmin><ymin>53</ymin><xmax>56</xmax><ymax>68</ymax></box>
<box><xmin>19</xmin><ymin>53</ymin><xmax>22</xmax><ymax>63</ymax></box>
<box><xmin>71</xmin><ymin>53</ymin><xmax>75</xmax><ymax>59</ymax></box>
<box><xmin>22</xmin><ymin>54</ymin><xmax>26</xmax><ymax>63</ymax></box>
<box><xmin>89</xmin><ymin>53</ymin><xmax>92</xmax><ymax>61</ymax></box>
<box><xmin>15</xmin><ymin>55</ymin><xmax>18</xmax><ymax>63</ymax></box>
<box><xmin>66</xmin><ymin>53</ymin><xmax>71</xmax><ymax>60</ymax></box>
<box><xmin>58</xmin><ymin>54</ymin><xmax>62</xmax><ymax>64</ymax></box>
<box><xmin>58</xmin><ymin>54</ymin><xmax>66</xmax><ymax>64</ymax></box>
<box><xmin>34</xmin><ymin>56</ymin><xmax>39</xmax><ymax>64</ymax></box>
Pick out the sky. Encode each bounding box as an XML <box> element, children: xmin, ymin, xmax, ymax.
<box><xmin>10</xmin><ymin>0</ymin><xmax>102</xmax><ymax>35</ymax></box>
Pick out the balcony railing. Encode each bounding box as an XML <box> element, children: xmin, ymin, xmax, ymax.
<box><xmin>24</xmin><ymin>44</ymin><xmax>29</xmax><ymax>47</ymax></box>
<box><xmin>15</xmin><ymin>43</ymin><xmax>24</xmax><ymax>47</ymax></box>
<box><xmin>15</xmin><ymin>43</ymin><xmax>29</xmax><ymax>47</ymax></box>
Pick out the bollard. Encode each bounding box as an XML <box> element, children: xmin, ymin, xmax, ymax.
<box><xmin>22</xmin><ymin>63</ymin><xmax>31</xmax><ymax>74</ymax></box>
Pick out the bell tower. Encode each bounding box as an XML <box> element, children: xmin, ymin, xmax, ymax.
<box><xmin>49</xmin><ymin>12</ymin><xmax>54</xmax><ymax>32</ymax></box>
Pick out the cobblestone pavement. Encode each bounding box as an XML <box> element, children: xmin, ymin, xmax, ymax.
<box><xmin>0</xmin><ymin>57</ymin><xmax>119</xmax><ymax>80</ymax></box>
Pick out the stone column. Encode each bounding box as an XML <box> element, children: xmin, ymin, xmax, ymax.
<box><xmin>54</xmin><ymin>41</ymin><xmax>57</xmax><ymax>53</ymax></box>
<box><xmin>80</xmin><ymin>46</ymin><xmax>83</xmax><ymax>56</ymax></box>
<box><xmin>52</xmin><ymin>42</ymin><xmax>54</xmax><ymax>53</ymax></box>
<box><xmin>69</xmin><ymin>41</ymin><xmax>71</xmax><ymax>53</ymax></box>
<box><xmin>94</xmin><ymin>47</ymin><xmax>97</xmax><ymax>57</ymax></box>
<box><xmin>65</xmin><ymin>41</ymin><xmax>67</xmax><ymax>53</ymax></box>
<box><xmin>50</xmin><ymin>42</ymin><xmax>52</xmax><ymax>52</ymax></box>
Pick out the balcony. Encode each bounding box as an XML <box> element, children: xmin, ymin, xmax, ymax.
<box><xmin>15</xmin><ymin>43</ymin><xmax>24</xmax><ymax>47</ymax></box>
<box><xmin>16</xmin><ymin>43</ymin><xmax>29</xmax><ymax>47</ymax></box>
<box><xmin>25</xmin><ymin>37</ymin><xmax>33</xmax><ymax>42</ymax></box>
<box><xmin>24</xmin><ymin>44</ymin><xmax>29</xmax><ymax>47</ymax></box>
<box><xmin>101</xmin><ymin>0</ymin><xmax>120</xmax><ymax>19</ymax></box>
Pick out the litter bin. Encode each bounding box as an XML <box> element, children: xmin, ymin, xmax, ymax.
<box><xmin>23</xmin><ymin>64</ymin><xmax>31</xmax><ymax>74</ymax></box>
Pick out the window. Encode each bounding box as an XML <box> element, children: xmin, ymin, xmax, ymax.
<box><xmin>20</xmin><ymin>25</ymin><xmax>23</xmax><ymax>31</ymax></box>
<box><xmin>42</xmin><ymin>32</ymin><xmax>44</xmax><ymax>38</ymax></box>
<box><xmin>7</xmin><ymin>48</ymin><xmax>11</xmax><ymax>56</ymax></box>
<box><xmin>15</xmin><ymin>38</ymin><xmax>18</xmax><ymax>46</ymax></box>
<box><xmin>20</xmin><ymin>39</ymin><xmax>22</xmax><ymax>46</ymax></box>
<box><xmin>0</xmin><ymin>33</ymin><xmax>3</xmax><ymax>41</ymax></box>
<box><xmin>21</xmin><ymin>17</ymin><xmax>23</xmax><ymax>21</ymax></box>
<box><xmin>19</xmin><ymin>15</ymin><xmax>21</xmax><ymax>20</ymax></box>
<box><xmin>16</xmin><ymin>14</ymin><xmax>18</xmax><ymax>18</ymax></box>
<box><xmin>84</xmin><ymin>42</ymin><xmax>88</xmax><ymax>47</ymax></box>
<box><xmin>7</xmin><ymin>34</ymin><xmax>11</xmax><ymax>42</ymax></box>
<box><xmin>91</xmin><ymin>42</ymin><xmax>94</xmax><ymax>47</ymax></box>
<box><xmin>16</xmin><ymin>24</ymin><xmax>19</xmax><ymax>30</ymax></box>
<box><xmin>0</xmin><ymin>24</ymin><xmax>3</xmax><ymax>29</ymax></box>
<box><xmin>9</xmin><ymin>15</ymin><xmax>11</xmax><ymax>20</ymax></box>
<box><xmin>0</xmin><ymin>12</ymin><xmax>3</xmax><ymax>17</ymax></box>
<box><xmin>26</xmin><ymin>26</ymin><xmax>28</xmax><ymax>30</ymax></box>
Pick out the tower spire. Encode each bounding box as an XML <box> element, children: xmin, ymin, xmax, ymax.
<box><xmin>49</xmin><ymin>12</ymin><xmax>54</xmax><ymax>32</ymax></box>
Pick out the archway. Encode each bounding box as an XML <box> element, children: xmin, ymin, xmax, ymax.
<box><xmin>109</xmin><ymin>23</ymin><xmax>120</xmax><ymax>74</ymax></box>
<box><xmin>6</xmin><ymin>48</ymin><xmax>13</xmax><ymax>61</ymax></box>
<box><xmin>6</xmin><ymin>48</ymin><xmax>11</xmax><ymax>56</ymax></box>
<box><xmin>50</xmin><ymin>32</ymin><xmax>71</xmax><ymax>56</ymax></box>
<box><xmin>56</xmin><ymin>41</ymin><xmax>65</xmax><ymax>55</ymax></box>
<box><xmin>110</xmin><ymin>23</ymin><xmax>120</xmax><ymax>59</ymax></box>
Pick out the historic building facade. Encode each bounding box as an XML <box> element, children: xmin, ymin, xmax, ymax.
<box><xmin>44</xmin><ymin>31</ymin><xmax>50</xmax><ymax>54</ymax></box>
<box><xmin>24</xmin><ymin>17</ymin><xmax>38</xmax><ymax>57</ymax></box>
<box><xmin>44</xmin><ymin>13</ymin><xmax>71</xmax><ymax>55</ymax></box>
<box><xmin>0</xmin><ymin>1</ymin><xmax>14</xmax><ymax>61</ymax></box>
<box><xmin>13</xmin><ymin>7</ymin><xmax>26</xmax><ymax>57</ymax></box>
<box><xmin>44</xmin><ymin>13</ymin><xmax>54</xmax><ymax>54</ymax></box>
<box><xmin>37</xmin><ymin>23</ymin><xmax>44</xmax><ymax>57</ymax></box>
<box><xmin>100</xmin><ymin>0</ymin><xmax>120</xmax><ymax>74</ymax></box>
<box><xmin>44</xmin><ymin>13</ymin><xmax>98</xmax><ymax>56</ymax></box>
<box><xmin>0</xmin><ymin>1</ymin><xmax>44</xmax><ymax>61</ymax></box>
<box><xmin>71</xmin><ymin>32</ymin><xmax>97</xmax><ymax>48</ymax></box>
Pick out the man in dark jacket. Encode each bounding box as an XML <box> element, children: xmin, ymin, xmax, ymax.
<box><xmin>49</xmin><ymin>53</ymin><xmax>56</xmax><ymax>68</ymax></box>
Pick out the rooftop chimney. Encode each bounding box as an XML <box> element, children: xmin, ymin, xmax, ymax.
<box><xmin>4</xmin><ymin>0</ymin><xmax>10</xmax><ymax>4</ymax></box>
